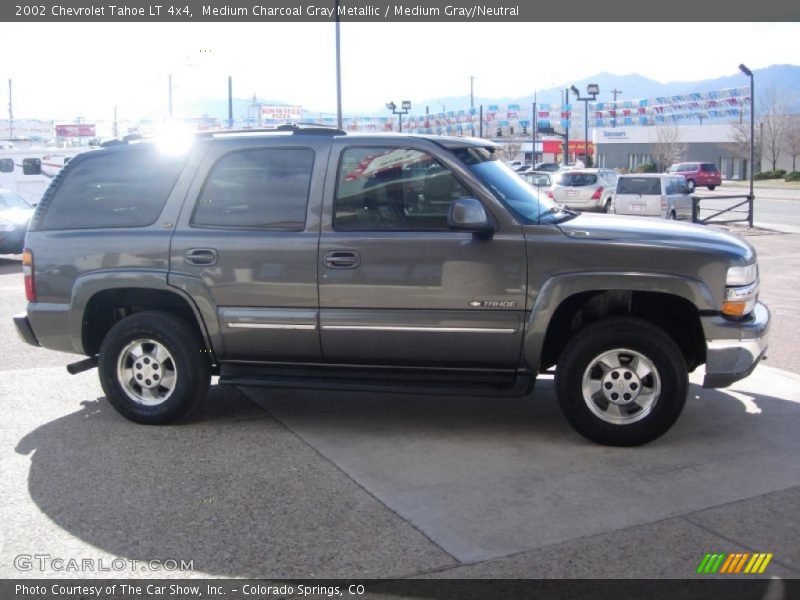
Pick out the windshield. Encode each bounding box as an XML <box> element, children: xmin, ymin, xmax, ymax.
<box><xmin>0</xmin><ymin>192</ymin><xmax>32</xmax><ymax>210</ymax></box>
<box><xmin>617</xmin><ymin>177</ymin><xmax>662</xmax><ymax>195</ymax></box>
<box><xmin>452</xmin><ymin>147</ymin><xmax>569</xmax><ymax>224</ymax></box>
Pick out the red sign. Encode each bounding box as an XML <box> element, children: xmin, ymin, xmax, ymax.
<box><xmin>55</xmin><ymin>124</ymin><xmax>96</xmax><ymax>137</ymax></box>
<box><xmin>542</xmin><ymin>140</ymin><xmax>594</xmax><ymax>154</ymax></box>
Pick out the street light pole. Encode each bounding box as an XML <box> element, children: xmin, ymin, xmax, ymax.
<box><xmin>571</xmin><ymin>84</ymin><xmax>599</xmax><ymax>167</ymax></box>
<box><xmin>739</xmin><ymin>63</ymin><xmax>754</xmax><ymax>228</ymax></box>
<box><xmin>335</xmin><ymin>0</ymin><xmax>343</xmax><ymax>129</ymax></box>
<box><xmin>386</xmin><ymin>101</ymin><xmax>411</xmax><ymax>133</ymax></box>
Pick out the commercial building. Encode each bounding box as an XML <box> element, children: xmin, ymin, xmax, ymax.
<box><xmin>593</xmin><ymin>123</ymin><xmax>750</xmax><ymax>179</ymax></box>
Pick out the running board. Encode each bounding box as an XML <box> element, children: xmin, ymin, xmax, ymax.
<box><xmin>220</xmin><ymin>371</ymin><xmax>535</xmax><ymax>397</ymax></box>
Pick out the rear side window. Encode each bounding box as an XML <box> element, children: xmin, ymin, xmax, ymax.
<box><xmin>701</xmin><ymin>163</ymin><xmax>718</xmax><ymax>172</ymax></box>
<box><xmin>192</xmin><ymin>148</ymin><xmax>314</xmax><ymax>229</ymax></box>
<box><xmin>555</xmin><ymin>172</ymin><xmax>597</xmax><ymax>187</ymax></box>
<box><xmin>617</xmin><ymin>177</ymin><xmax>662</xmax><ymax>195</ymax></box>
<box><xmin>39</xmin><ymin>146</ymin><xmax>186</xmax><ymax>230</ymax></box>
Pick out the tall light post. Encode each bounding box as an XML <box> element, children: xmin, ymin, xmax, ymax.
<box><xmin>386</xmin><ymin>100</ymin><xmax>411</xmax><ymax>132</ymax></box>
<box><xmin>739</xmin><ymin>63</ymin><xmax>754</xmax><ymax>228</ymax></box>
<box><xmin>335</xmin><ymin>0</ymin><xmax>343</xmax><ymax>129</ymax></box>
<box><xmin>571</xmin><ymin>83</ymin><xmax>599</xmax><ymax>167</ymax></box>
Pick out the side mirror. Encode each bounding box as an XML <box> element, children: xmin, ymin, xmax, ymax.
<box><xmin>447</xmin><ymin>198</ymin><xmax>494</xmax><ymax>233</ymax></box>
<box><xmin>0</xmin><ymin>158</ymin><xmax>13</xmax><ymax>173</ymax></box>
<box><xmin>22</xmin><ymin>158</ymin><xmax>41</xmax><ymax>176</ymax></box>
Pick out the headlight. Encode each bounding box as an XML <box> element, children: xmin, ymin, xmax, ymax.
<box><xmin>726</xmin><ymin>263</ymin><xmax>757</xmax><ymax>286</ymax></box>
<box><xmin>723</xmin><ymin>264</ymin><xmax>759</xmax><ymax>317</ymax></box>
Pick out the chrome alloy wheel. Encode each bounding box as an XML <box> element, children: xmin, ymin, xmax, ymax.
<box><xmin>116</xmin><ymin>339</ymin><xmax>177</xmax><ymax>406</ymax></box>
<box><xmin>581</xmin><ymin>348</ymin><xmax>661</xmax><ymax>425</ymax></box>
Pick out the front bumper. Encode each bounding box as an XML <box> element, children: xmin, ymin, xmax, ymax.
<box><xmin>13</xmin><ymin>314</ymin><xmax>40</xmax><ymax>347</ymax></box>
<box><xmin>702</xmin><ymin>301</ymin><xmax>769</xmax><ymax>388</ymax></box>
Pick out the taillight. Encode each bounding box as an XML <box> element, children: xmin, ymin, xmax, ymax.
<box><xmin>591</xmin><ymin>186</ymin><xmax>604</xmax><ymax>200</ymax></box>
<box><xmin>547</xmin><ymin>190</ymin><xmax>554</xmax><ymax>199</ymax></box>
<box><xmin>22</xmin><ymin>249</ymin><xmax>36</xmax><ymax>302</ymax></box>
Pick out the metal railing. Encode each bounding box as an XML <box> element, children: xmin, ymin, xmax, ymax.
<box><xmin>692</xmin><ymin>194</ymin><xmax>754</xmax><ymax>227</ymax></box>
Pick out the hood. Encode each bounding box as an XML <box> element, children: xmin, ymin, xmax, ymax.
<box><xmin>0</xmin><ymin>207</ymin><xmax>34</xmax><ymax>226</ymax></box>
<box><xmin>556</xmin><ymin>213</ymin><xmax>755</xmax><ymax>263</ymax></box>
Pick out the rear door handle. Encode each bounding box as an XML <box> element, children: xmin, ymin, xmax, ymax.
<box><xmin>323</xmin><ymin>250</ymin><xmax>360</xmax><ymax>269</ymax></box>
<box><xmin>184</xmin><ymin>248</ymin><xmax>218</xmax><ymax>266</ymax></box>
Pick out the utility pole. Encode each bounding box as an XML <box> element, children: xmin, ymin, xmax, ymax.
<box><xmin>531</xmin><ymin>90</ymin><xmax>537</xmax><ymax>167</ymax></box>
<box><xmin>8</xmin><ymin>79</ymin><xmax>13</xmax><ymax>139</ymax></box>
<box><xmin>611</xmin><ymin>88</ymin><xmax>623</xmax><ymax>101</ymax></box>
<box><xmin>469</xmin><ymin>76</ymin><xmax>476</xmax><ymax>109</ymax></box>
<box><xmin>564</xmin><ymin>88</ymin><xmax>570</xmax><ymax>165</ymax></box>
<box><xmin>335</xmin><ymin>0</ymin><xmax>343</xmax><ymax>129</ymax></box>
<box><xmin>227</xmin><ymin>76</ymin><xmax>233</xmax><ymax>129</ymax></box>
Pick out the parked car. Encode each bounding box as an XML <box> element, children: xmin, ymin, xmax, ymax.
<box><xmin>0</xmin><ymin>189</ymin><xmax>35</xmax><ymax>254</ymax></box>
<box><xmin>519</xmin><ymin>170</ymin><xmax>552</xmax><ymax>191</ymax></box>
<box><xmin>534</xmin><ymin>162</ymin><xmax>562</xmax><ymax>172</ymax></box>
<box><xmin>613</xmin><ymin>174</ymin><xmax>693</xmax><ymax>220</ymax></box>
<box><xmin>667</xmin><ymin>162</ymin><xmax>721</xmax><ymax>191</ymax></box>
<box><xmin>14</xmin><ymin>125</ymin><xmax>768</xmax><ymax>446</ymax></box>
<box><xmin>549</xmin><ymin>168</ymin><xmax>618</xmax><ymax>213</ymax></box>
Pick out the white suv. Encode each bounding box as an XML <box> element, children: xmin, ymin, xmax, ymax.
<box><xmin>613</xmin><ymin>174</ymin><xmax>693</xmax><ymax>220</ymax></box>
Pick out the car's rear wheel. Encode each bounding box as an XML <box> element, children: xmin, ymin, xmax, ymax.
<box><xmin>668</xmin><ymin>210</ymin><xmax>677</xmax><ymax>220</ymax></box>
<box><xmin>603</xmin><ymin>199</ymin><xmax>612</xmax><ymax>213</ymax></box>
<box><xmin>98</xmin><ymin>311</ymin><xmax>210</xmax><ymax>424</ymax></box>
<box><xmin>708</xmin><ymin>185</ymin><xmax>716</xmax><ymax>191</ymax></box>
<box><xmin>555</xmin><ymin>317</ymin><xmax>688</xmax><ymax>446</ymax></box>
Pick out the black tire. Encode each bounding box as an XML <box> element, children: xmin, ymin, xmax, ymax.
<box><xmin>667</xmin><ymin>210</ymin><xmax>677</xmax><ymax>220</ymax></box>
<box><xmin>603</xmin><ymin>199</ymin><xmax>612</xmax><ymax>213</ymax></box>
<box><xmin>686</xmin><ymin>179</ymin><xmax>696</xmax><ymax>192</ymax></box>
<box><xmin>555</xmin><ymin>317</ymin><xmax>688</xmax><ymax>446</ymax></box>
<box><xmin>708</xmin><ymin>185</ymin><xmax>716</xmax><ymax>191</ymax></box>
<box><xmin>98</xmin><ymin>311</ymin><xmax>210</xmax><ymax>424</ymax></box>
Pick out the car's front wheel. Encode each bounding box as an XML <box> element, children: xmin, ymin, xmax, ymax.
<box><xmin>98</xmin><ymin>311</ymin><xmax>211</xmax><ymax>424</ymax></box>
<box><xmin>555</xmin><ymin>317</ymin><xmax>688</xmax><ymax>446</ymax></box>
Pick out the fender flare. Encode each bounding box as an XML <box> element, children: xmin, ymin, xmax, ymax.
<box><xmin>522</xmin><ymin>271</ymin><xmax>715</xmax><ymax>371</ymax></box>
<box><xmin>69</xmin><ymin>270</ymin><xmax>220</xmax><ymax>358</ymax></box>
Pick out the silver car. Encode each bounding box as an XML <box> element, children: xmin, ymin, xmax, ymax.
<box><xmin>613</xmin><ymin>174</ymin><xmax>693</xmax><ymax>220</ymax></box>
<box><xmin>518</xmin><ymin>170</ymin><xmax>552</xmax><ymax>192</ymax></box>
<box><xmin>549</xmin><ymin>168</ymin><xmax>618</xmax><ymax>213</ymax></box>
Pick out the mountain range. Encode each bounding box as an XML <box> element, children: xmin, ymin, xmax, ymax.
<box><xmin>170</xmin><ymin>64</ymin><xmax>800</xmax><ymax>122</ymax></box>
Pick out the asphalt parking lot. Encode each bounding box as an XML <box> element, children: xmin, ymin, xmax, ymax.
<box><xmin>1</xmin><ymin>229</ymin><xmax>799</xmax><ymax>581</ymax></box>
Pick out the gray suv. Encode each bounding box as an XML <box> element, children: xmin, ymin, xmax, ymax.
<box><xmin>13</xmin><ymin>126</ymin><xmax>769</xmax><ymax>446</ymax></box>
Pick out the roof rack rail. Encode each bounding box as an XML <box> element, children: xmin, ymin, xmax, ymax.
<box><xmin>197</xmin><ymin>123</ymin><xmax>346</xmax><ymax>138</ymax></box>
<box><xmin>275</xmin><ymin>122</ymin><xmax>346</xmax><ymax>135</ymax></box>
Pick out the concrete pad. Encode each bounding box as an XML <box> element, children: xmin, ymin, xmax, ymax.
<box><xmin>244</xmin><ymin>365</ymin><xmax>800</xmax><ymax>564</ymax></box>
<box><xmin>0</xmin><ymin>367</ymin><xmax>456</xmax><ymax>578</ymax></box>
<box><xmin>684</xmin><ymin>486</ymin><xmax>800</xmax><ymax>573</ymax></box>
<box><xmin>425</xmin><ymin>512</ymin><xmax>800</xmax><ymax>578</ymax></box>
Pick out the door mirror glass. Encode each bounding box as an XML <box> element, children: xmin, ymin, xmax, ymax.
<box><xmin>22</xmin><ymin>158</ymin><xmax>41</xmax><ymax>175</ymax></box>
<box><xmin>447</xmin><ymin>198</ymin><xmax>493</xmax><ymax>232</ymax></box>
<box><xmin>0</xmin><ymin>158</ymin><xmax>13</xmax><ymax>173</ymax></box>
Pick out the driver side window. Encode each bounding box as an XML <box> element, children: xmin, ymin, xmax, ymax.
<box><xmin>333</xmin><ymin>147</ymin><xmax>469</xmax><ymax>230</ymax></box>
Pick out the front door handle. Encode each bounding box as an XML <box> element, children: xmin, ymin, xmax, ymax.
<box><xmin>184</xmin><ymin>248</ymin><xmax>218</xmax><ymax>266</ymax></box>
<box><xmin>323</xmin><ymin>250</ymin><xmax>360</xmax><ymax>269</ymax></box>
